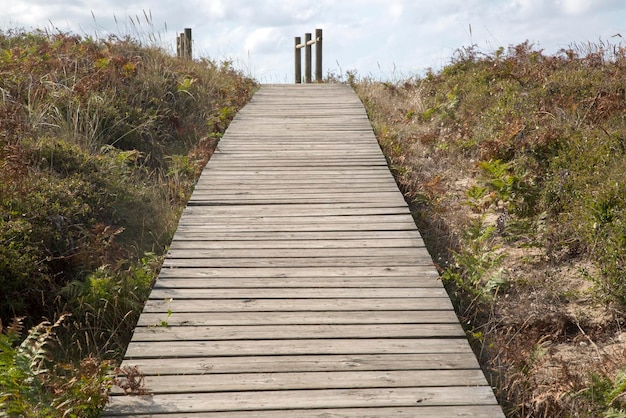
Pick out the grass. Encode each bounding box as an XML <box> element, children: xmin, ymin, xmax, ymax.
<box><xmin>0</xmin><ymin>27</ymin><xmax>256</xmax><ymax>415</ymax></box>
<box><xmin>353</xmin><ymin>40</ymin><xmax>626</xmax><ymax>417</ymax></box>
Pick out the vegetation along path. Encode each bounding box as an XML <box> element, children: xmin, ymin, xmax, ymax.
<box><xmin>102</xmin><ymin>84</ymin><xmax>504</xmax><ymax>417</ymax></box>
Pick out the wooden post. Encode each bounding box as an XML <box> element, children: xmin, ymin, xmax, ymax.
<box><xmin>305</xmin><ymin>33</ymin><xmax>312</xmax><ymax>83</ymax></box>
<box><xmin>180</xmin><ymin>32</ymin><xmax>185</xmax><ymax>59</ymax></box>
<box><xmin>294</xmin><ymin>29</ymin><xmax>322</xmax><ymax>83</ymax></box>
<box><xmin>177</xmin><ymin>29</ymin><xmax>192</xmax><ymax>60</ymax></box>
<box><xmin>295</xmin><ymin>37</ymin><xmax>302</xmax><ymax>84</ymax></box>
<box><xmin>315</xmin><ymin>29</ymin><xmax>323</xmax><ymax>82</ymax></box>
<box><xmin>184</xmin><ymin>28</ymin><xmax>192</xmax><ymax>60</ymax></box>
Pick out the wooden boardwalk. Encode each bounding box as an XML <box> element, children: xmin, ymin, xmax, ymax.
<box><xmin>103</xmin><ymin>84</ymin><xmax>503</xmax><ymax>417</ymax></box>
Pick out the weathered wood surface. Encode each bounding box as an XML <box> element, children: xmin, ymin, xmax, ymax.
<box><xmin>103</xmin><ymin>84</ymin><xmax>503</xmax><ymax>417</ymax></box>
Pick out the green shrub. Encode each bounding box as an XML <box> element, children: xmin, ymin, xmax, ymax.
<box><xmin>577</xmin><ymin>367</ymin><xmax>626</xmax><ymax>417</ymax></box>
<box><xmin>60</xmin><ymin>255</ymin><xmax>158</xmax><ymax>358</ymax></box>
<box><xmin>442</xmin><ymin>216</ymin><xmax>507</xmax><ymax>309</ymax></box>
<box><xmin>0</xmin><ymin>30</ymin><xmax>255</xmax><ymax>326</ymax></box>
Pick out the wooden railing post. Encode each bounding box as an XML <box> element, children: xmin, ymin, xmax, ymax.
<box><xmin>295</xmin><ymin>37</ymin><xmax>302</xmax><ymax>84</ymax></box>
<box><xmin>315</xmin><ymin>29</ymin><xmax>323</xmax><ymax>82</ymax></box>
<box><xmin>305</xmin><ymin>33</ymin><xmax>312</xmax><ymax>83</ymax></box>
<box><xmin>184</xmin><ymin>28</ymin><xmax>192</xmax><ymax>60</ymax></box>
<box><xmin>179</xmin><ymin>33</ymin><xmax>185</xmax><ymax>59</ymax></box>
<box><xmin>177</xmin><ymin>28</ymin><xmax>192</xmax><ymax>60</ymax></box>
<box><xmin>294</xmin><ymin>28</ymin><xmax>322</xmax><ymax>84</ymax></box>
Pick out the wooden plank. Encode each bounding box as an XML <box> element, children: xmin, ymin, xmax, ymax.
<box><xmin>187</xmin><ymin>196</ymin><xmax>409</xmax><ymax>205</ymax></box>
<box><xmin>191</xmin><ymin>178</ymin><xmax>399</xmax><ymax>186</ymax></box>
<box><xmin>201</xmin><ymin>166</ymin><xmax>390</xmax><ymax>171</ymax></box>
<box><xmin>208</xmin><ymin>152</ymin><xmax>386</xmax><ymax>158</ymax></box>
<box><xmin>209</xmin><ymin>155</ymin><xmax>382</xmax><ymax>158</ymax></box>
<box><xmin>213</xmin><ymin>144</ymin><xmax>381</xmax><ymax>148</ymax></box>
<box><xmin>197</xmin><ymin>178</ymin><xmax>393</xmax><ymax>185</ymax></box>
<box><xmin>155</xmin><ymin>266</ymin><xmax>438</xmax><ymax>278</ymax></box>
<box><xmin>165</xmin><ymin>247</ymin><xmax>425</xmax><ymax>259</ymax></box>
<box><xmin>208</xmin><ymin>151</ymin><xmax>385</xmax><ymax>156</ymax></box>
<box><xmin>201</xmin><ymin>159</ymin><xmax>390</xmax><ymax>166</ymax></box>
<box><xmin>188</xmin><ymin>197</ymin><xmax>409</xmax><ymax>205</ymax></box>
<box><xmin>112</xmin><ymin>369</ymin><xmax>488</xmax><ymax>395</ymax></box>
<box><xmin>173</xmin><ymin>223</ymin><xmax>421</xmax><ymax>233</ymax></box>
<box><xmin>200</xmin><ymin>167</ymin><xmax>392</xmax><ymax>173</ymax></box>
<box><xmin>119</xmin><ymin>353</ymin><xmax>481</xmax><ymax>375</ymax></box>
<box><xmin>180</xmin><ymin>202</ymin><xmax>408</xmax><ymax>210</ymax></box>
<box><xmin>151</xmin><ymin>277</ymin><xmax>440</xmax><ymax>289</ymax></box>
<box><xmin>170</xmin><ymin>231</ymin><xmax>424</xmax><ymax>241</ymax></box>
<box><xmin>192</xmin><ymin>186</ymin><xmax>400</xmax><ymax>193</ymax></box>
<box><xmin>104</xmin><ymin>386</ymin><xmax>499</xmax><ymax>414</ymax></box>
<box><xmin>195</xmin><ymin>176</ymin><xmax>395</xmax><ymax>182</ymax></box>
<box><xmin>123</xmin><ymin>338</ymin><xmax>473</xmax><ymax>358</ymax></box>
<box><xmin>192</xmin><ymin>181</ymin><xmax>397</xmax><ymax>188</ymax></box>
<box><xmin>191</xmin><ymin>185</ymin><xmax>399</xmax><ymax>193</ymax></box>
<box><xmin>203</xmin><ymin>163</ymin><xmax>390</xmax><ymax>169</ymax></box>
<box><xmin>215</xmin><ymin>146</ymin><xmax>385</xmax><ymax>152</ymax></box>
<box><xmin>174</xmin><ymin>222</ymin><xmax>419</xmax><ymax>230</ymax></box>
<box><xmin>142</xmin><ymin>298</ymin><xmax>455</xmax><ymax>313</ymax></box>
<box><xmin>176</xmin><ymin>214</ymin><xmax>416</xmax><ymax>225</ymax></box>
<box><xmin>218</xmin><ymin>127</ymin><xmax>374</xmax><ymax>132</ymax></box>
<box><xmin>161</xmin><ymin>255</ymin><xmax>434</xmax><ymax>268</ymax></box>
<box><xmin>104</xmin><ymin>406</ymin><xmax>505</xmax><ymax>418</ymax></box>
<box><xmin>215</xmin><ymin>149</ymin><xmax>382</xmax><ymax>153</ymax></box>
<box><xmin>178</xmin><ymin>207</ymin><xmax>412</xmax><ymax>217</ymax></box>
<box><xmin>203</xmin><ymin>161</ymin><xmax>389</xmax><ymax>167</ymax></box>
<box><xmin>185</xmin><ymin>201</ymin><xmax>407</xmax><ymax>209</ymax></box>
<box><xmin>225</xmin><ymin>128</ymin><xmax>377</xmax><ymax>133</ymax></box>
<box><xmin>135</xmin><ymin>310</ymin><xmax>460</xmax><ymax>326</ymax></box>
<box><xmin>168</xmin><ymin>238</ymin><xmax>425</xmax><ymax>250</ymax></box>
<box><xmin>130</xmin><ymin>323</ymin><xmax>465</xmax><ymax>341</ymax></box>
<box><xmin>147</xmin><ymin>287</ymin><xmax>449</xmax><ymax>300</ymax></box>
<box><xmin>220</xmin><ymin>128</ymin><xmax>374</xmax><ymax>133</ymax></box>
<box><xmin>191</xmin><ymin>182</ymin><xmax>400</xmax><ymax>191</ymax></box>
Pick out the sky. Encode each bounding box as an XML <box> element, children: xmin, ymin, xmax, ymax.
<box><xmin>1</xmin><ymin>0</ymin><xmax>625</xmax><ymax>83</ymax></box>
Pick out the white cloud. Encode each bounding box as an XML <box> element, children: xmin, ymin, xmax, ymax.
<box><xmin>1</xmin><ymin>0</ymin><xmax>625</xmax><ymax>81</ymax></box>
<box><xmin>244</xmin><ymin>27</ymin><xmax>286</xmax><ymax>54</ymax></box>
<box><xmin>557</xmin><ymin>0</ymin><xmax>591</xmax><ymax>15</ymax></box>
<box><xmin>387</xmin><ymin>1</ymin><xmax>404</xmax><ymax>22</ymax></box>
<box><xmin>207</xmin><ymin>0</ymin><xmax>227</xmax><ymax>20</ymax></box>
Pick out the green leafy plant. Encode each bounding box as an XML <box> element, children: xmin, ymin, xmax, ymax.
<box><xmin>576</xmin><ymin>367</ymin><xmax>626</xmax><ymax>417</ymax></box>
<box><xmin>478</xmin><ymin>159</ymin><xmax>536</xmax><ymax>215</ymax></box>
<box><xmin>0</xmin><ymin>316</ymin><xmax>114</xmax><ymax>417</ymax></box>
<box><xmin>442</xmin><ymin>216</ymin><xmax>507</xmax><ymax>307</ymax></box>
<box><xmin>60</xmin><ymin>253</ymin><xmax>159</xmax><ymax>358</ymax></box>
<box><xmin>177</xmin><ymin>75</ymin><xmax>196</xmax><ymax>96</ymax></box>
<box><xmin>465</xmin><ymin>185</ymin><xmax>490</xmax><ymax>212</ymax></box>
